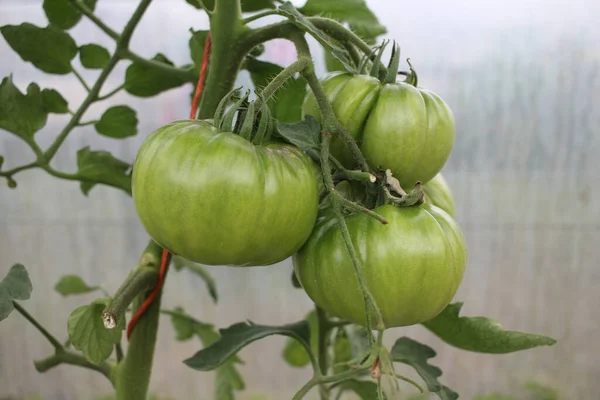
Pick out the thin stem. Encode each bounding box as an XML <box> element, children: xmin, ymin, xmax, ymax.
<box><xmin>97</xmin><ymin>83</ymin><xmax>125</xmax><ymax>101</ymax></box>
<box><xmin>34</xmin><ymin>351</ymin><xmax>115</xmax><ymax>384</ymax></box>
<box><xmin>72</xmin><ymin>68</ymin><xmax>91</xmax><ymax>92</ymax></box>
<box><xmin>120</xmin><ymin>50</ymin><xmax>197</xmax><ymax>81</ymax></box>
<box><xmin>254</xmin><ymin>57</ymin><xmax>309</xmax><ymax>110</ymax></box>
<box><xmin>242</xmin><ymin>9</ymin><xmax>281</xmax><ymax>24</ymax></box>
<box><xmin>334</xmin><ymin>192</ymin><xmax>388</xmax><ymax>225</ymax></box>
<box><xmin>0</xmin><ymin>162</ymin><xmax>39</xmax><ymax>178</ymax></box>
<box><xmin>67</xmin><ymin>0</ymin><xmax>120</xmax><ymax>40</ymax></box>
<box><xmin>293</xmin><ymin>367</ymin><xmax>371</xmax><ymax>400</ymax></box>
<box><xmin>395</xmin><ymin>374</ymin><xmax>424</xmax><ymax>393</ymax></box>
<box><xmin>13</xmin><ymin>301</ymin><xmax>62</xmax><ymax>350</ymax></box>
<box><xmin>77</xmin><ymin>120</ymin><xmax>99</xmax><ymax>127</ymax></box>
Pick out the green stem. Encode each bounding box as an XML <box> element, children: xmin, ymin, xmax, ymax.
<box><xmin>67</xmin><ymin>0</ymin><xmax>120</xmax><ymax>40</ymax></box>
<box><xmin>77</xmin><ymin>120</ymin><xmax>98</xmax><ymax>127</ymax></box>
<box><xmin>115</xmin><ymin>241</ymin><xmax>166</xmax><ymax>400</ymax></box>
<box><xmin>97</xmin><ymin>84</ymin><xmax>126</xmax><ymax>101</ymax></box>
<box><xmin>254</xmin><ymin>57</ymin><xmax>309</xmax><ymax>109</ymax></box>
<box><xmin>120</xmin><ymin>50</ymin><xmax>197</xmax><ymax>81</ymax></box>
<box><xmin>316</xmin><ymin>306</ymin><xmax>331</xmax><ymax>400</ymax></box>
<box><xmin>198</xmin><ymin>0</ymin><xmax>248</xmax><ymax>118</ymax></box>
<box><xmin>242</xmin><ymin>9</ymin><xmax>281</xmax><ymax>24</ymax></box>
<box><xmin>13</xmin><ymin>301</ymin><xmax>62</xmax><ymax>350</ymax></box>
<box><xmin>102</xmin><ymin>266</ymin><xmax>158</xmax><ymax>329</ymax></box>
<box><xmin>0</xmin><ymin>161</ymin><xmax>39</xmax><ymax>179</ymax></box>
<box><xmin>292</xmin><ymin>367</ymin><xmax>371</xmax><ymax>400</ymax></box>
<box><xmin>34</xmin><ymin>351</ymin><xmax>115</xmax><ymax>384</ymax></box>
<box><xmin>72</xmin><ymin>68</ymin><xmax>91</xmax><ymax>92</ymax></box>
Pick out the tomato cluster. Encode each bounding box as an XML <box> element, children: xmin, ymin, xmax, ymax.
<box><xmin>131</xmin><ymin>62</ymin><xmax>467</xmax><ymax>330</ymax></box>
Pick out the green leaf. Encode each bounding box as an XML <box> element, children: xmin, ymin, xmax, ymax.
<box><xmin>125</xmin><ymin>53</ymin><xmax>192</xmax><ymax>97</ymax></box>
<box><xmin>0</xmin><ymin>289</ymin><xmax>13</xmax><ymax>321</ymax></box>
<box><xmin>421</xmin><ymin>303</ymin><xmax>557</xmax><ymax>354</ymax></box>
<box><xmin>299</xmin><ymin>0</ymin><xmax>386</xmax><ymax>42</ymax></box>
<box><xmin>67</xmin><ymin>298</ymin><xmax>125</xmax><ymax>365</ymax></box>
<box><xmin>276</xmin><ymin>115</ymin><xmax>321</xmax><ymax>152</ymax></box>
<box><xmin>332</xmin><ymin>325</ymin><xmax>369</xmax><ymax>373</ymax></box>
<box><xmin>189</xmin><ymin>30</ymin><xmax>209</xmax><ymax>69</ymax></box>
<box><xmin>0</xmin><ymin>76</ymin><xmax>48</xmax><ymax>139</ymax></box>
<box><xmin>41</xmin><ymin>89</ymin><xmax>69</xmax><ymax>114</ymax></box>
<box><xmin>390</xmin><ymin>337</ymin><xmax>457</xmax><ymax>400</ymax></box>
<box><xmin>279</xmin><ymin>2</ymin><xmax>355</xmax><ymax>72</ymax></box>
<box><xmin>0</xmin><ymin>264</ymin><xmax>33</xmax><ymax>301</ymax></box>
<box><xmin>172</xmin><ymin>256</ymin><xmax>218</xmax><ymax>303</ymax></box>
<box><xmin>43</xmin><ymin>0</ymin><xmax>98</xmax><ymax>30</ymax></box>
<box><xmin>282</xmin><ymin>311</ymin><xmax>318</xmax><ymax>368</ymax></box>
<box><xmin>0</xmin><ymin>263</ymin><xmax>33</xmax><ymax>320</ymax></box>
<box><xmin>54</xmin><ymin>275</ymin><xmax>100</xmax><ymax>296</ymax></box>
<box><xmin>164</xmin><ymin>308</ymin><xmax>245</xmax><ymax>399</ymax></box>
<box><xmin>245</xmin><ymin>58</ymin><xmax>307</xmax><ymax>123</ymax></box>
<box><xmin>184</xmin><ymin>320</ymin><xmax>310</xmax><ymax>371</ymax></box>
<box><xmin>1</xmin><ymin>23</ymin><xmax>77</xmax><ymax>74</ymax></box>
<box><xmin>79</xmin><ymin>44</ymin><xmax>110</xmax><ymax>69</ymax></box>
<box><xmin>95</xmin><ymin>106</ymin><xmax>138</xmax><ymax>139</ymax></box>
<box><xmin>76</xmin><ymin>147</ymin><xmax>132</xmax><ymax>195</ymax></box>
<box><xmin>215</xmin><ymin>361</ymin><xmax>246</xmax><ymax>400</ymax></box>
<box><xmin>186</xmin><ymin>0</ymin><xmax>274</xmax><ymax>12</ymax></box>
<box><xmin>337</xmin><ymin>379</ymin><xmax>384</xmax><ymax>400</ymax></box>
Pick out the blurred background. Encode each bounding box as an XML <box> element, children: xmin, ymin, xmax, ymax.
<box><xmin>1</xmin><ymin>0</ymin><xmax>599</xmax><ymax>399</ymax></box>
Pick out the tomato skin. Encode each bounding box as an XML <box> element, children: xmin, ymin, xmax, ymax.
<box><xmin>132</xmin><ymin>120</ymin><xmax>319</xmax><ymax>266</ymax></box>
<box><xmin>293</xmin><ymin>203</ymin><xmax>467</xmax><ymax>328</ymax></box>
<box><xmin>423</xmin><ymin>173</ymin><xmax>456</xmax><ymax>217</ymax></box>
<box><xmin>303</xmin><ymin>73</ymin><xmax>455</xmax><ymax>187</ymax></box>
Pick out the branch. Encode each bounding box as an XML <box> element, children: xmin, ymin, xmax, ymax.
<box><xmin>119</xmin><ymin>50</ymin><xmax>197</xmax><ymax>81</ymax></box>
<box><xmin>13</xmin><ymin>301</ymin><xmax>62</xmax><ymax>350</ymax></box>
<box><xmin>34</xmin><ymin>351</ymin><xmax>115</xmax><ymax>384</ymax></box>
<box><xmin>67</xmin><ymin>0</ymin><xmax>120</xmax><ymax>40</ymax></box>
<box><xmin>72</xmin><ymin>68</ymin><xmax>91</xmax><ymax>92</ymax></box>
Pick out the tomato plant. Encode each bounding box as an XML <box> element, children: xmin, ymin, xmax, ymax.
<box><xmin>0</xmin><ymin>1</ymin><xmax>556</xmax><ymax>400</ymax></box>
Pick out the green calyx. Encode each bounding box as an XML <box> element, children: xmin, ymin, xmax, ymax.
<box><xmin>360</xmin><ymin>40</ymin><xmax>402</xmax><ymax>84</ymax></box>
<box><xmin>212</xmin><ymin>88</ymin><xmax>274</xmax><ymax>145</ymax></box>
<box><xmin>404</xmin><ymin>58</ymin><xmax>419</xmax><ymax>87</ymax></box>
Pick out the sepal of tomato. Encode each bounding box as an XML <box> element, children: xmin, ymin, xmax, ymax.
<box><xmin>132</xmin><ymin>120</ymin><xmax>319</xmax><ymax>267</ymax></box>
<box><xmin>293</xmin><ymin>203</ymin><xmax>467</xmax><ymax>328</ymax></box>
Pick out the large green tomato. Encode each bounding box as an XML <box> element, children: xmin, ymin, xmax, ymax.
<box><xmin>303</xmin><ymin>72</ymin><xmax>455</xmax><ymax>187</ymax></box>
<box><xmin>293</xmin><ymin>203</ymin><xmax>467</xmax><ymax>328</ymax></box>
<box><xmin>132</xmin><ymin>120</ymin><xmax>319</xmax><ymax>266</ymax></box>
<box><xmin>423</xmin><ymin>173</ymin><xmax>456</xmax><ymax>217</ymax></box>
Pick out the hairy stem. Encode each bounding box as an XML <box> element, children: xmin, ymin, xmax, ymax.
<box><xmin>292</xmin><ymin>366</ymin><xmax>371</xmax><ymax>400</ymax></box>
<box><xmin>254</xmin><ymin>57</ymin><xmax>309</xmax><ymax>109</ymax></box>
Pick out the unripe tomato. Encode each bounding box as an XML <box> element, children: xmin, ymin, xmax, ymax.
<box><xmin>293</xmin><ymin>203</ymin><xmax>467</xmax><ymax>328</ymax></box>
<box><xmin>303</xmin><ymin>72</ymin><xmax>455</xmax><ymax>187</ymax></box>
<box><xmin>132</xmin><ymin>120</ymin><xmax>319</xmax><ymax>266</ymax></box>
<box><xmin>423</xmin><ymin>173</ymin><xmax>456</xmax><ymax>217</ymax></box>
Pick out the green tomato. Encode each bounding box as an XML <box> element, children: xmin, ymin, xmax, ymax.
<box><xmin>132</xmin><ymin>120</ymin><xmax>319</xmax><ymax>266</ymax></box>
<box><xmin>293</xmin><ymin>203</ymin><xmax>467</xmax><ymax>328</ymax></box>
<box><xmin>303</xmin><ymin>72</ymin><xmax>455</xmax><ymax>187</ymax></box>
<box><xmin>423</xmin><ymin>173</ymin><xmax>456</xmax><ymax>217</ymax></box>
